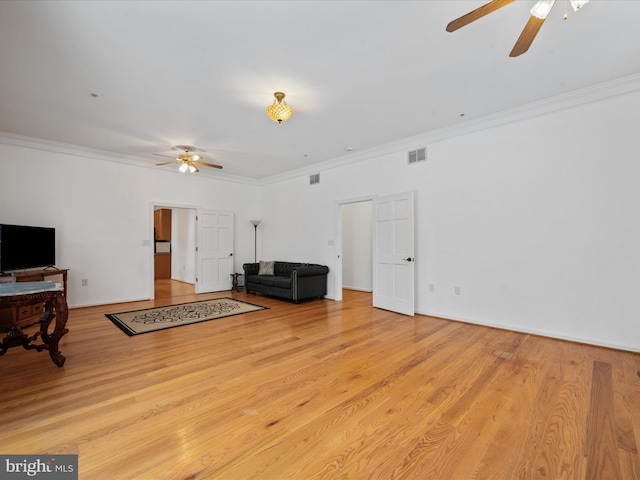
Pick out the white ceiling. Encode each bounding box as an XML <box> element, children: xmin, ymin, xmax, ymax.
<box><xmin>1</xmin><ymin>0</ymin><xmax>640</xmax><ymax>180</ymax></box>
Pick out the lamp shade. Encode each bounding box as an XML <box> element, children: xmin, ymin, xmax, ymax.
<box><xmin>266</xmin><ymin>92</ymin><xmax>293</xmax><ymax>123</ymax></box>
<box><xmin>250</xmin><ymin>220</ymin><xmax>261</xmax><ymax>262</ymax></box>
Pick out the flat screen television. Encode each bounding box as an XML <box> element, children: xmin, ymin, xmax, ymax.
<box><xmin>0</xmin><ymin>224</ymin><xmax>56</xmax><ymax>272</ymax></box>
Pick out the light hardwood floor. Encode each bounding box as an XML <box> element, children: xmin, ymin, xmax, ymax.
<box><xmin>1</xmin><ymin>281</ymin><xmax>639</xmax><ymax>479</ymax></box>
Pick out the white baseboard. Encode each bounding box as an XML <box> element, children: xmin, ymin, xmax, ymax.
<box><xmin>343</xmin><ymin>286</ymin><xmax>373</xmax><ymax>292</ymax></box>
<box><xmin>70</xmin><ymin>296</ymin><xmax>149</xmax><ymax>309</ymax></box>
<box><xmin>415</xmin><ymin>308</ymin><xmax>640</xmax><ymax>353</ymax></box>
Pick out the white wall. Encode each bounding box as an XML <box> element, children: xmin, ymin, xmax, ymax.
<box><xmin>0</xmin><ymin>142</ymin><xmax>261</xmax><ymax>307</ymax></box>
<box><xmin>171</xmin><ymin>207</ymin><xmax>196</xmax><ymax>284</ymax></box>
<box><xmin>2</xmin><ymin>83</ymin><xmax>639</xmax><ymax>351</ymax></box>
<box><xmin>341</xmin><ymin>201</ymin><xmax>372</xmax><ymax>291</ymax></box>
<box><xmin>258</xmin><ymin>88</ymin><xmax>640</xmax><ymax>352</ymax></box>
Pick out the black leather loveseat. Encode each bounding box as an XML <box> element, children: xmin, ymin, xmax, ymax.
<box><xmin>243</xmin><ymin>261</ymin><xmax>329</xmax><ymax>303</ymax></box>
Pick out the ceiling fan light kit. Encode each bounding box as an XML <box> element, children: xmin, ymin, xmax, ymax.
<box><xmin>178</xmin><ymin>163</ymin><xmax>197</xmax><ymax>174</ymax></box>
<box><xmin>446</xmin><ymin>0</ymin><xmax>588</xmax><ymax>57</ymax></box>
<box><xmin>570</xmin><ymin>0</ymin><xmax>588</xmax><ymax>11</ymax></box>
<box><xmin>530</xmin><ymin>0</ymin><xmax>556</xmax><ymax>19</ymax></box>
<box><xmin>266</xmin><ymin>91</ymin><xmax>293</xmax><ymax>124</ymax></box>
<box><xmin>153</xmin><ymin>145</ymin><xmax>223</xmax><ymax>174</ymax></box>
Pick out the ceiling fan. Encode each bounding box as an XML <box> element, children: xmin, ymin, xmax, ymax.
<box><xmin>446</xmin><ymin>0</ymin><xmax>589</xmax><ymax>57</ymax></box>
<box><xmin>153</xmin><ymin>146</ymin><xmax>223</xmax><ymax>173</ymax></box>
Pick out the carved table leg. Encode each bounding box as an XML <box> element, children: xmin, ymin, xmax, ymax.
<box><xmin>23</xmin><ymin>292</ymin><xmax>69</xmax><ymax>367</ymax></box>
<box><xmin>45</xmin><ymin>293</ymin><xmax>69</xmax><ymax>367</ymax></box>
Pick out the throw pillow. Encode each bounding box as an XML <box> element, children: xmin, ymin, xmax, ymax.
<box><xmin>258</xmin><ymin>261</ymin><xmax>275</xmax><ymax>276</ymax></box>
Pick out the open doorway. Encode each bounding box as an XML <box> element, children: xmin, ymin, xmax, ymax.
<box><xmin>341</xmin><ymin>201</ymin><xmax>373</xmax><ymax>293</ymax></box>
<box><xmin>334</xmin><ymin>196</ymin><xmax>374</xmax><ymax>302</ymax></box>
<box><xmin>151</xmin><ymin>204</ymin><xmax>197</xmax><ymax>300</ymax></box>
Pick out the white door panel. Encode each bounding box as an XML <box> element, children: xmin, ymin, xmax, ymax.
<box><xmin>196</xmin><ymin>210</ymin><xmax>234</xmax><ymax>294</ymax></box>
<box><xmin>373</xmin><ymin>192</ymin><xmax>415</xmax><ymax>316</ymax></box>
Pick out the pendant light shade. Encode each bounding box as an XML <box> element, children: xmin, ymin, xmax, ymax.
<box><xmin>266</xmin><ymin>92</ymin><xmax>293</xmax><ymax>124</ymax></box>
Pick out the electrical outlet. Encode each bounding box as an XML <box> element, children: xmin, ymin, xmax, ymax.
<box><xmin>82</xmin><ymin>279</ymin><xmax>89</xmax><ymax>287</ymax></box>
<box><xmin>454</xmin><ymin>286</ymin><xmax>461</xmax><ymax>295</ymax></box>
<box><xmin>429</xmin><ymin>284</ymin><xmax>435</xmax><ymax>293</ymax></box>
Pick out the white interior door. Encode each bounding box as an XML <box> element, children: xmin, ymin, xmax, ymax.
<box><xmin>372</xmin><ymin>192</ymin><xmax>415</xmax><ymax>316</ymax></box>
<box><xmin>195</xmin><ymin>210</ymin><xmax>234</xmax><ymax>294</ymax></box>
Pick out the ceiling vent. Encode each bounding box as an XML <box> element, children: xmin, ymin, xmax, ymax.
<box><xmin>309</xmin><ymin>173</ymin><xmax>320</xmax><ymax>185</ymax></box>
<box><xmin>408</xmin><ymin>147</ymin><xmax>427</xmax><ymax>165</ymax></box>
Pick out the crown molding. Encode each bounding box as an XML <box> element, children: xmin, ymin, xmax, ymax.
<box><xmin>0</xmin><ymin>132</ymin><xmax>260</xmax><ymax>186</ymax></box>
<box><xmin>259</xmin><ymin>72</ymin><xmax>640</xmax><ymax>185</ymax></box>
<box><xmin>3</xmin><ymin>72</ymin><xmax>640</xmax><ymax>187</ymax></box>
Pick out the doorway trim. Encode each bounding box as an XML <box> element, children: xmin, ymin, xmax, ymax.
<box><xmin>333</xmin><ymin>194</ymin><xmax>377</xmax><ymax>302</ymax></box>
<box><xmin>148</xmin><ymin>201</ymin><xmax>199</xmax><ymax>300</ymax></box>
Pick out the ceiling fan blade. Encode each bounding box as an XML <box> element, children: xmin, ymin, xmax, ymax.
<box><xmin>446</xmin><ymin>0</ymin><xmax>515</xmax><ymax>32</ymax></box>
<box><xmin>509</xmin><ymin>15</ymin><xmax>547</xmax><ymax>57</ymax></box>
<box><xmin>155</xmin><ymin>161</ymin><xmax>178</xmax><ymax>166</ymax></box>
<box><xmin>153</xmin><ymin>153</ymin><xmax>177</xmax><ymax>160</ymax></box>
<box><xmin>194</xmin><ymin>161</ymin><xmax>223</xmax><ymax>169</ymax></box>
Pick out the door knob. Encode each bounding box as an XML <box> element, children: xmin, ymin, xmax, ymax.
<box><xmin>403</xmin><ymin>257</ymin><xmax>414</xmax><ymax>262</ymax></box>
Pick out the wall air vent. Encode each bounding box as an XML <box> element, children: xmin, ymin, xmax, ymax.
<box><xmin>309</xmin><ymin>173</ymin><xmax>320</xmax><ymax>185</ymax></box>
<box><xmin>408</xmin><ymin>147</ymin><xmax>427</xmax><ymax>165</ymax></box>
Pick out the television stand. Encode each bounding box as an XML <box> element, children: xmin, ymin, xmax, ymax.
<box><xmin>0</xmin><ymin>269</ymin><xmax>68</xmax><ymax>330</ymax></box>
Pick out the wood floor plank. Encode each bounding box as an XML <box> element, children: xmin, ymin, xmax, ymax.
<box><xmin>623</xmin><ymin>355</ymin><xmax>640</xmax><ymax>476</ymax></box>
<box><xmin>612</xmin><ymin>358</ymin><xmax>639</xmax><ymax>455</ymax></box>
<box><xmin>1</xmin><ymin>285</ymin><xmax>640</xmax><ymax>479</ymax></box>
<box><xmin>586</xmin><ymin>361</ymin><xmax>622</xmax><ymax>480</ymax></box>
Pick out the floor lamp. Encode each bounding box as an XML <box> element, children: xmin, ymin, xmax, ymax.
<box><xmin>250</xmin><ymin>220</ymin><xmax>261</xmax><ymax>262</ymax></box>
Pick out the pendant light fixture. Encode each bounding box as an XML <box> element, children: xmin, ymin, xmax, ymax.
<box><xmin>266</xmin><ymin>92</ymin><xmax>293</xmax><ymax>124</ymax></box>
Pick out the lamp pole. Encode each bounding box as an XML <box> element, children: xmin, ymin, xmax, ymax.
<box><xmin>250</xmin><ymin>220</ymin><xmax>261</xmax><ymax>263</ymax></box>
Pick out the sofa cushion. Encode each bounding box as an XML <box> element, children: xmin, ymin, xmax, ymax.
<box><xmin>256</xmin><ymin>276</ymin><xmax>292</xmax><ymax>288</ymax></box>
<box><xmin>245</xmin><ymin>275</ymin><xmax>263</xmax><ymax>285</ymax></box>
<box><xmin>258</xmin><ymin>260</ymin><xmax>275</xmax><ymax>276</ymax></box>
<box><xmin>246</xmin><ymin>275</ymin><xmax>292</xmax><ymax>288</ymax></box>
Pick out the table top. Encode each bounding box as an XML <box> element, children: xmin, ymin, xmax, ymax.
<box><xmin>0</xmin><ymin>281</ymin><xmax>63</xmax><ymax>297</ymax></box>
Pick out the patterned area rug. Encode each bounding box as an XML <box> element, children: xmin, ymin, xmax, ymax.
<box><xmin>106</xmin><ymin>297</ymin><xmax>267</xmax><ymax>336</ymax></box>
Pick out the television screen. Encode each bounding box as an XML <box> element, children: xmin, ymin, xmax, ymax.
<box><xmin>0</xmin><ymin>224</ymin><xmax>56</xmax><ymax>272</ymax></box>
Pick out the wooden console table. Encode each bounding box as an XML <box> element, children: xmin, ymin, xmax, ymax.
<box><xmin>1</xmin><ymin>268</ymin><xmax>68</xmax><ymax>329</ymax></box>
<box><xmin>11</xmin><ymin>268</ymin><xmax>68</xmax><ymax>295</ymax></box>
<box><xmin>0</xmin><ymin>281</ymin><xmax>69</xmax><ymax>367</ymax></box>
